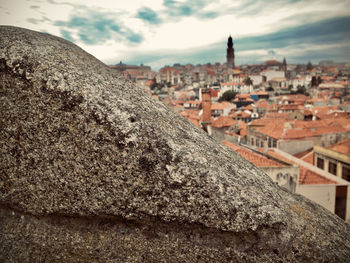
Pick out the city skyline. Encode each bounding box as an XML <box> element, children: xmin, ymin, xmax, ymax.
<box><xmin>1</xmin><ymin>0</ymin><xmax>350</xmax><ymax>70</ymax></box>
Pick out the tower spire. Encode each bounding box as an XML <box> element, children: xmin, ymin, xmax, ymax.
<box><xmin>226</xmin><ymin>35</ymin><xmax>235</xmax><ymax>68</ymax></box>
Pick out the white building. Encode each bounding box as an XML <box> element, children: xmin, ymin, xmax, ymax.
<box><xmin>261</xmin><ymin>70</ymin><xmax>285</xmax><ymax>82</ymax></box>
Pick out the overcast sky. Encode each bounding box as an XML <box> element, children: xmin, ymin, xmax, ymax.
<box><xmin>1</xmin><ymin>0</ymin><xmax>350</xmax><ymax>70</ymax></box>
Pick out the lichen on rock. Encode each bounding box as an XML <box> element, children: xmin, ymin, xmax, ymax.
<box><xmin>1</xmin><ymin>26</ymin><xmax>350</xmax><ymax>262</ymax></box>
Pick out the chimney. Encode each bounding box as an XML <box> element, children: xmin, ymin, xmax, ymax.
<box><xmin>200</xmin><ymin>88</ymin><xmax>212</xmax><ymax>132</ymax></box>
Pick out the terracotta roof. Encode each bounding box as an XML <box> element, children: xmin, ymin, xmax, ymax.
<box><xmin>180</xmin><ymin>110</ymin><xmax>200</xmax><ymax>128</ymax></box>
<box><xmin>188</xmin><ymin>118</ymin><xmax>200</xmax><ymax>127</ymax></box>
<box><xmin>279</xmin><ymin>94</ymin><xmax>308</xmax><ymax>101</ymax></box>
<box><xmin>145</xmin><ymin>80</ymin><xmax>154</xmax><ymax>86</ymax></box>
<box><xmin>294</xmin><ymin>119</ymin><xmax>349</xmax><ymax>129</ymax></box>
<box><xmin>265</xmin><ymin>60</ymin><xmax>279</xmax><ymax>64</ymax></box>
<box><xmin>242</xmin><ymin>104</ymin><xmax>254</xmax><ymax>111</ymax></box>
<box><xmin>256</xmin><ymin>99</ymin><xmax>268</xmax><ymax>108</ymax></box>
<box><xmin>317</xmin><ymin>112</ymin><xmax>348</xmax><ymax>120</ymax></box>
<box><xmin>232</xmin><ymin>69</ymin><xmax>242</xmax><ymax>74</ymax></box>
<box><xmin>211</xmin><ymin>102</ymin><xmax>234</xmax><ymax>110</ymax></box>
<box><xmin>294</xmin><ymin>148</ymin><xmax>313</xmax><ymax>159</ymax></box>
<box><xmin>301</xmin><ymin>152</ymin><xmax>314</xmax><ymax>165</ymax></box>
<box><xmin>240</xmin><ymin>127</ymin><xmax>247</xmax><ymax>137</ymax></box>
<box><xmin>280</xmin><ymin>104</ymin><xmax>303</xmax><ymax>111</ymax></box>
<box><xmin>223</xmin><ymin>141</ymin><xmax>285</xmax><ymax>167</ymax></box>
<box><xmin>282</xmin><ymin>126</ymin><xmax>347</xmax><ymax>140</ymax></box>
<box><xmin>210</xmin><ymin>88</ymin><xmax>220</xmax><ymax>98</ymax></box>
<box><xmin>257</xmin><ymin>123</ymin><xmax>285</xmax><ymax>139</ymax></box>
<box><xmin>251</xmin><ymin>118</ymin><xmax>348</xmax><ymax>140</ymax></box>
<box><xmin>327</xmin><ymin>137</ymin><xmax>350</xmax><ymax>155</ymax></box>
<box><xmin>249</xmin><ymin>117</ymin><xmax>284</xmax><ymax>126</ymax></box>
<box><xmin>299</xmin><ymin>167</ymin><xmax>336</xmax><ymax>184</ymax></box>
<box><xmin>230</xmin><ymin>111</ymin><xmax>251</xmax><ymax>118</ymax></box>
<box><xmin>211</xmin><ymin>116</ymin><xmax>237</xmax><ymax>128</ymax></box>
<box><xmin>304</xmin><ymin>109</ymin><xmax>313</xmax><ymax>116</ymax></box>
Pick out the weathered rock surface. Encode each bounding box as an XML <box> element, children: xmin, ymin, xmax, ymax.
<box><xmin>0</xmin><ymin>26</ymin><xmax>349</xmax><ymax>262</ymax></box>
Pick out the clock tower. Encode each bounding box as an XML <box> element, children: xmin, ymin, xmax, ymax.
<box><xmin>226</xmin><ymin>35</ymin><xmax>235</xmax><ymax>68</ymax></box>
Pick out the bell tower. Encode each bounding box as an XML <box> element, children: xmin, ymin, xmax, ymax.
<box><xmin>226</xmin><ymin>35</ymin><xmax>235</xmax><ymax>69</ymax></box>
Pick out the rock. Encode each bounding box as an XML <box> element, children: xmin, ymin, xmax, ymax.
<box><xmin>0</xmin><ymin>26</ymin><xmax>349</xmax><ymax>262</ymax></box>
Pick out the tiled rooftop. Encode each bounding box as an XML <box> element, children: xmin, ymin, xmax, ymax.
<box><xmin>211</xmin><ymin>101</ymin><xmax>235</xmax><ymax>110</ymax></box>
<box><xmin>294</xmin><ymin>149</ymin><xmax>313</xmax><ymax>159</ymax></box>
<box><xmin>223</xmin><ymin>141</ymin><xmax>286</xmax><ymax>167</ymax></box>
<box><xmin>251</xmin><ymin>118</ymin><xmax>350</xmax><ymax>140</ymax></box>
<box><xmin>299</xmin><ymin>167</ymin><xmax>336</xmax><ymax>185</ymax></box>
<box><xmin>211</xmin><ymin>116</ymin><xmax>237</xmax><ymax>128</ymax></box>
<box><xmin>327</xmin><ymin>137</ymin><xmax>350</xmax><ymax>155</ymax></box>
<box><xmin>230</xmin><ymin>111</ymin><xmax>251</xmax><ymax>118</ymax></box>
<box><xmin>294</xmin><ymin>150</ymin><xmax>314</xmax><ymax>165</ymax></box>
<box><xmin>180</xmin><ymin>110</ymin><xmax>201</xmax><ymax>128</ymax></box>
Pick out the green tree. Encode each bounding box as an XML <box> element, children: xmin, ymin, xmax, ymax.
<box><xmin>291</xmin><ymin>85</ymin><xmax>309</xmax><ymax>96</ymax></box>
<box><xmin>244</xmin><ymin>77</ymin><xmax>253</xmax><ymax>86</ymax></box>
<box><xmin>297</xmin><ymin>85</ymin><xmax>306</xmax><ymax>94</ymax></box>
<box><xmin>150</xmin><ymin>82</ymin><xmax>158</xmax><ymax>90</ymax></box>
<box><xmin>218</xmin><ymin>90</ymin><xmax>237</xmax><ymax>102</ymax></box>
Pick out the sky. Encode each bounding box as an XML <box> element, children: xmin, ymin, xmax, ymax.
<box><xmin>1</xmin><ymin>0</ymin><xmax>350</xmax><ymax>70</ymax></box>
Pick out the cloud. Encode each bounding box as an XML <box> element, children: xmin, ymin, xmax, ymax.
<box><xmin>234</xmin><ymin>16</ymin><xmax>350</xmax><ymax>51</ymax></box>
<box><xmin>120</xmin><ymin>16</ymin><xmax>350</xmax><ymax>69</ymax></box>
<box><xmin>198</xmin><ymin>11</ymin><xmax>219</xmax><ymax>20</ymax></box>
<box><xmin>137</xmin><ymin>7</ymin><xmax>162</xmax><ymax>24</ymax></box>
<box><xmin>54</xmin><ymin>9</ymin><xmax>143</xmax><ymax>45</ymax></box>
<box><xmin>60</xmin><ymin>29</ymin><xmax>74</xmax><ymax>42</ymax></box>
<box><xmin>163</xmin><ymin>0</ymin><xmax>213</xmax><ymax>19</ymax></box>
<box><xmin>26</xmin><ymin>16</ymin><xmax>51</xmax><ymax>25</ymax></box>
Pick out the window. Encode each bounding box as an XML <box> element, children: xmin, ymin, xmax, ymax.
<box><xmin>328</xmin><ymin>162</ymin><xmax>337</xmax><ymax>175</ymax></box>
<box><xmin>335</xmin><ymin>186</ymin><xmax>347</xmax><ymax>220</ymax></box>
<box><xmin>317</xmin><ymin>157</ymin><xmax>324</xmax><ymax>169</ymax></box>
<box><xmin>251</xmin><ymin>138</ymin><xmax>254</xmax><ymax>146</ymax></box>
<box><xmin>272</xmin><ymin>139</ymin><xmax>277</xmax><ymax>148</ymax></box>
<box><xmin>268</xmin><ymin>138</ymin><xmax>272</xmax><ymax>148</ymax></box>
<box><xmin>342</xmin><ymin>166</ymin><xmax>350</xmax><ymax>182</ymax></box>
<box><xmin>260</xmin><ymin>140</ymin><xmax>264</xmax><ymax>147</ymax></box>
<box><xmin>256</xmin><ymin>139</ymin><xmax>259</xmax><ymax>147</ymax></box>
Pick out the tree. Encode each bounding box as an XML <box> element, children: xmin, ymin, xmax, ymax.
<box><xmin>150</xmin><ymin>82</ymin><xmax>158</xmax><ymax>90</ymax></box>
<box><xmin>297</xmin><ymin>85</ymin><xmax>306</xmax><ymax>94</ymax></box>
<box><xmin>291</xmin><ymin>85</ymin><xmax>309</xmax><ymax>96</ymax></box>
<box><xmin>218</xmin><ymin>90</ymin><xmax>237</xmax><ymax>102</ymax></box>
<box><xmin>244</xmin><ymin>77</ymin><xmax>253</xmax><ymax>86</ymax></box>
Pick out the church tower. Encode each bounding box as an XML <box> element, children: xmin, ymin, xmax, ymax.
<box><xmin>226</xmin><ymin>35</ymin><xmax>235</xmax><ymax>68</ymax></box>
